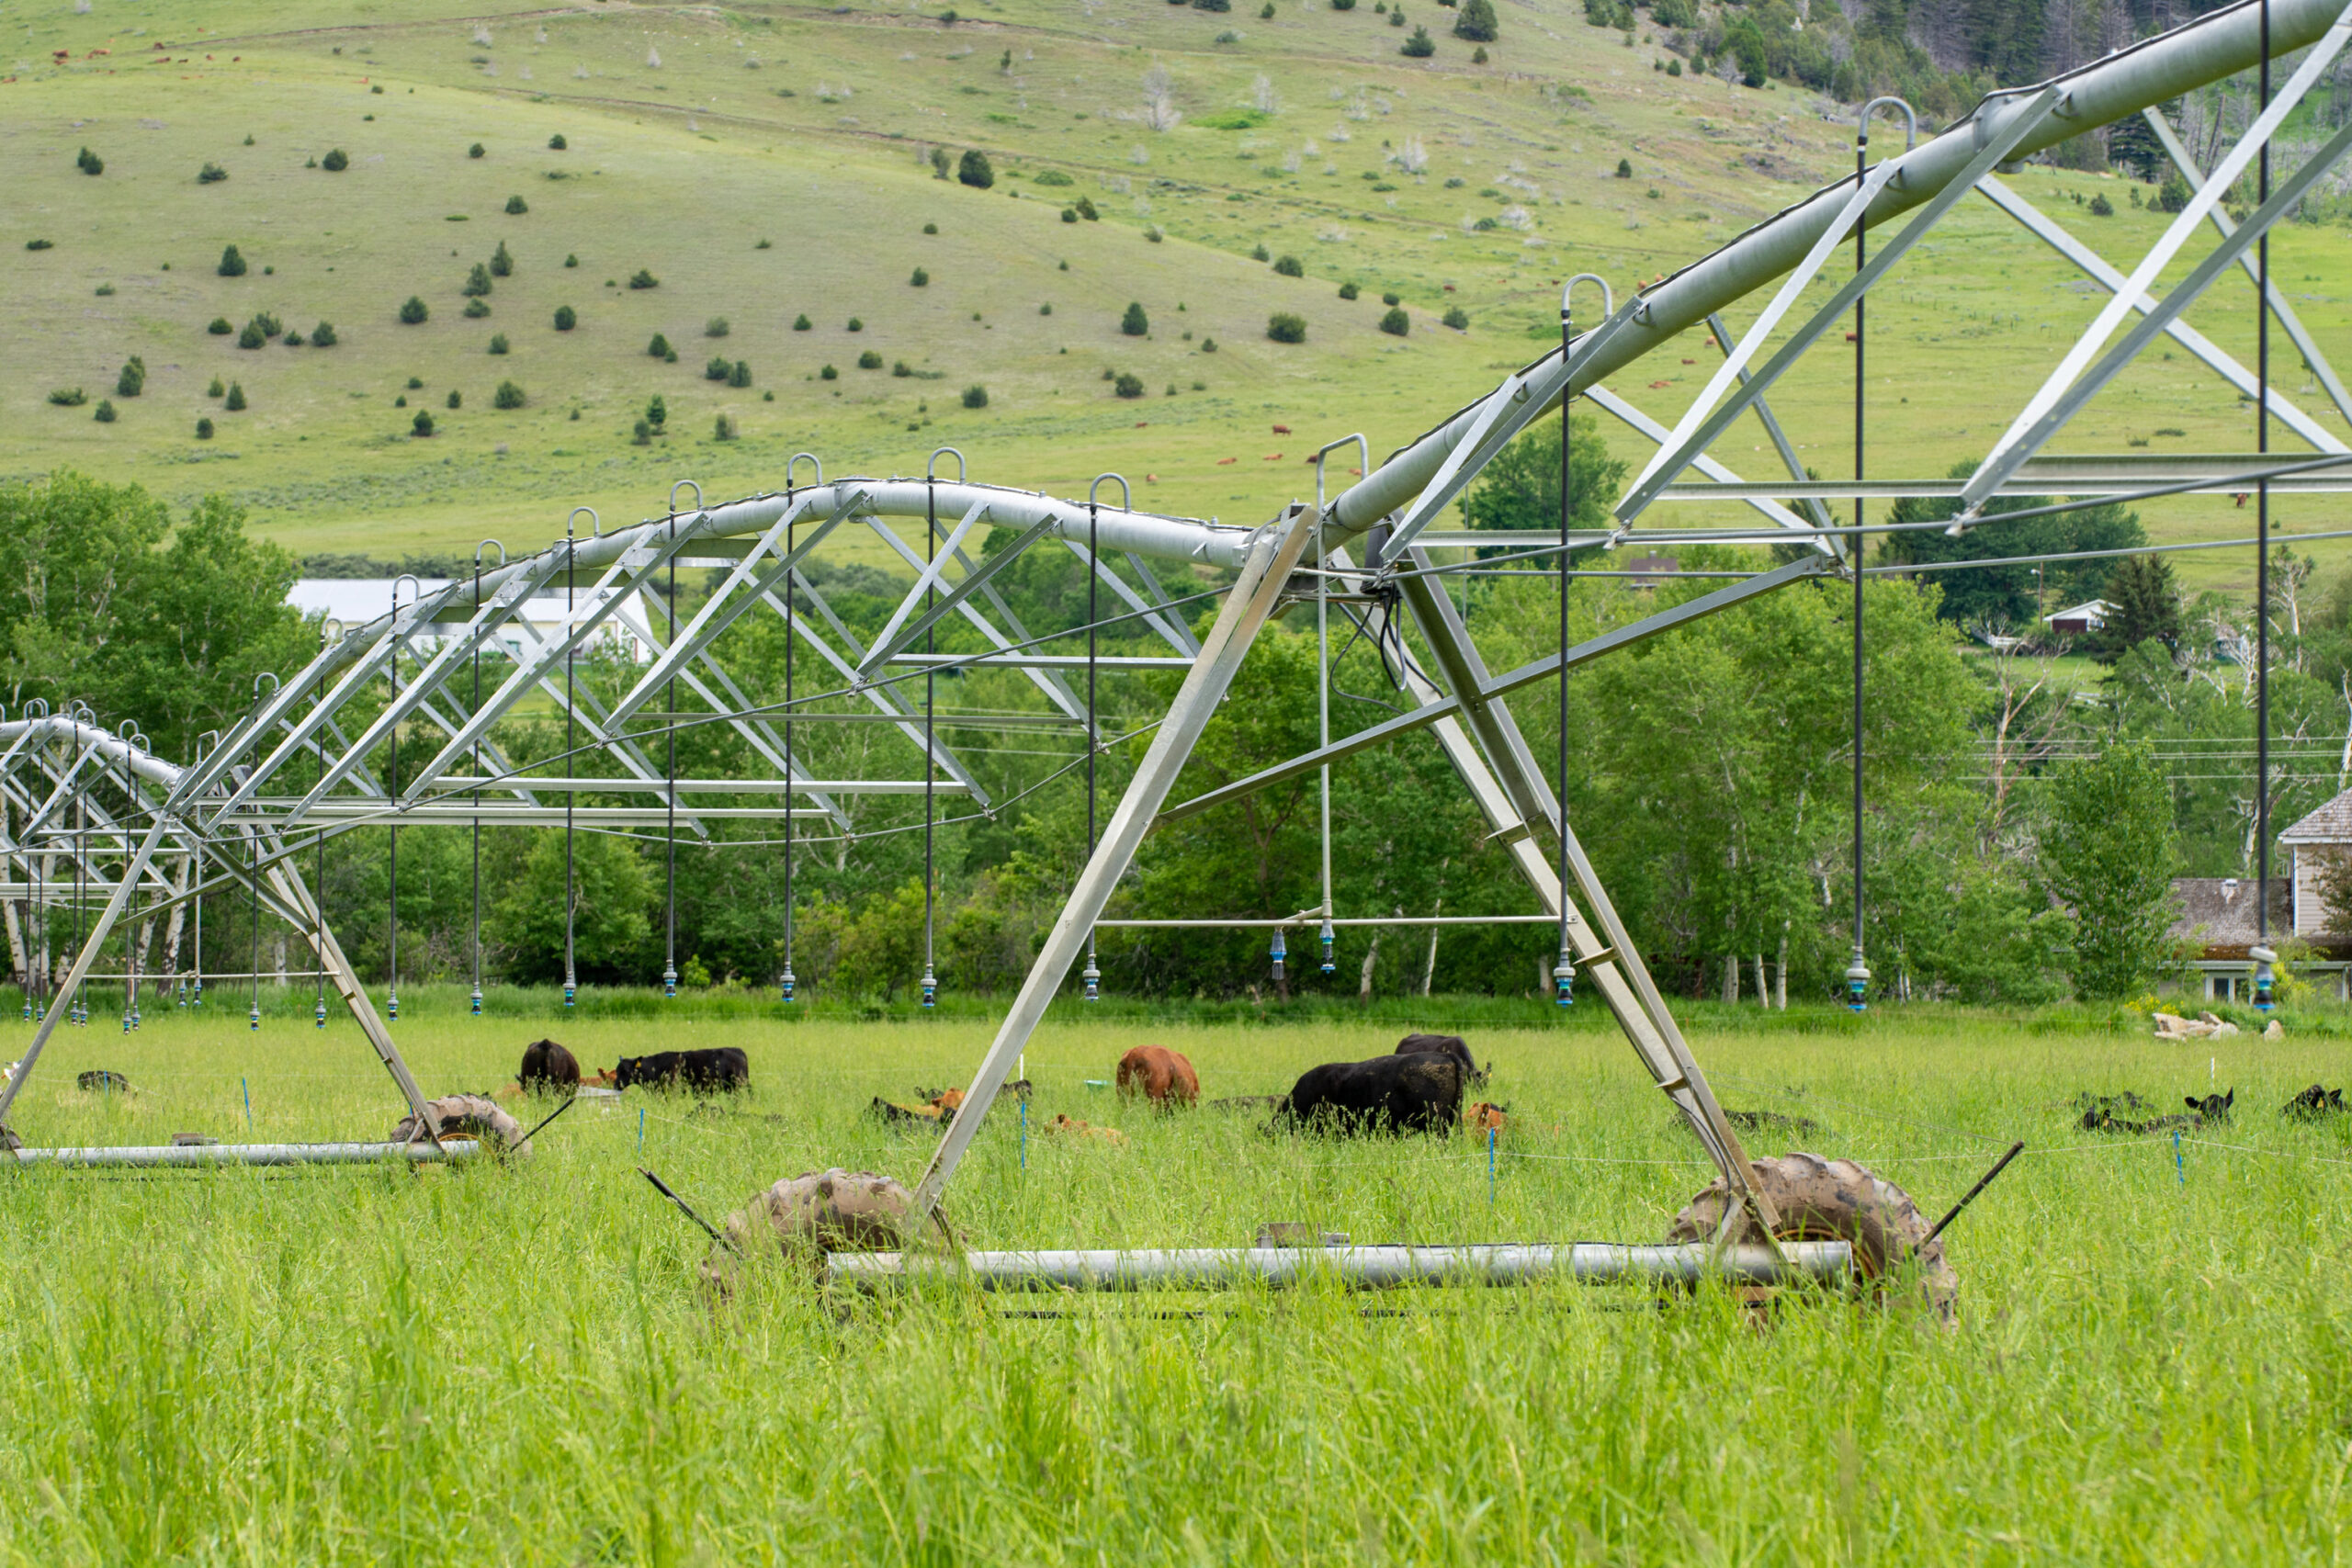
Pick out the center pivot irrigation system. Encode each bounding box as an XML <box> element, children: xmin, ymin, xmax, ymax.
<box><xmin>1</xmin><ymin>0</ymin><xmax>2347</xmax><ymax>1271</ymax></box>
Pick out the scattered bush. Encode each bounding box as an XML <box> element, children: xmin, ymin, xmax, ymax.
<box><xmin>857</xmin><ymin>350</ymin><xmax>884</xmax><ymax>369</ymax></box>
<box><xmin>1442</xmin><ymin>305</ymin><xmax>1469</xmax><ymax>329</ymax></box>
<box><xmin>490</xmin><ymin>333</ymin><xmax>511</xmax><ymax>355</ymax></box>
<box><xmin>1121</xmin><ymin>300</ymin><xmax>1150</xmax><ymax>336</ymax></box>
<box><xmin>23</xmin><ymin>239</ymin><xmax>52</xmax><ymax>252</ymax></box>
<box><xmin>554</xmin><ymin>305</ymin><xmax>577</xmax><ymax>331</ymax></box>
<box><xmin>225</xmin><ymin>382</ymin><xmax>247</xmax><ymax>411</ymax></box>
<box><xmin>647</xmin><ymin>394</ymin><xmax>667</xmax><ymax>426</ymax></box>
<box><xmin>715</xmin><ymin>412</ymin><xmax>739</xmax><ymax>441</ymax></box>
<box><xmin>494</xmin><ymin>379</ymin><xmax>526</xmax><ymax>409</ymax></box>
<box><xmin>1472</xmin><ymin>43</ymin><xmax>1487</xmax><ymax>61</ymax></box>
<box><xmin>284</xmin><ymin>329</ymin><xmax>305</xmax><ymax>347</ymax></box>
<box><xmin>407</xmin><ymin>376</ymin><xmax>424</xmax><ymax>389</ymax></box>
<box><xmin>238</xmin><ymin>321</ymin><xmax>267</xmax><ymax>349</ymax></box>
<box><xmin>1332</xmin><ymin>0</ymin><xmax>1355</xmax><ymax>8</ymax></box>
<box><xmin>413</xmin><ymin>410</ymin><xmax>435</xmax><ymax>436</ymax></box>
<box><xmin>1250</xmin><ymin>243</ymin><xmax>1271</xmax><ymax>262</ymax></box>
<box><xmin>1062</xmin><ymin>207</ymin><xmax>1080</xmax><ymax>223</ymax></box>
<box><xmin>962</xmin><ymin>383</ymin><xmax>989</xmax><ymax>408</ymax></box>
<box><xmin>209</xmin><ymin>317</ymin><xmax>233</xmax><ymax>335</ymax></box>
<box><xmin>492</xmin><ymin>242</ymin><xmax>515</xmax><ymax>278</ymax></box>
<box><xmin>1663</xmin><ymin>55</ymin><xmax>1678</xmax><ymax>74</ymax></box>
<box><xmin>550</xmin><ymin>134</ymin><xmax>568</xmax><ymax>151</ymax></box>
<box><xmin>115</xmin><ymin>357</ymin><xmax>145</xmax><ymax>398</ymax></box>
<box><xmin>1272</xmin><ymin>254</ymin><xmax>1307</xmax><ymax>278</ymax></box>
<box><xmin>930</xmin><ymin>147</ymin><xmax>954</xmax><ymax>180</ymax></box>
<box><xmin>1266</xmin><ymin>310</ymin><xmax>1307</xmax><ymax>343</ymax></box>
<box><xmin>1382</xmin><ymin>290</ymin><xmax>1402</xmax><ymax>305</ymax></box>
<box><xmin>1338</xmin><ymin>281</ymin><xmax>1360</xmax><ymax>299</ymax></box>
<box><xmin>311</xmin><ymin>321</ymin><xmax>337</xmax><ymax>347</ymax></box>
<box><xmin>196</xmin><ymin>417</ymin><xmax>215</xmax><ymax>439</ymax></box>
<box><xmin>505</xmin><ymin>195</ymin><xmax>528</xmax><ymax>215</ymax></box>
<box><xmin>93</xmin><ymin>400</ymin><xmax>117</xmax><ymax>423</ymax></box>
<box><xmin>207</xmin><ymin>376</ymin><xmax>226</xmax><ymax>397</ymax></box>
<box><xmin>922</xmin><ymin>221</ymin><xmax>941</xmax><ymax>235</ymax></box>
<box><xmin>1075</xmin><ymin>195</ymin><xmax>1100</xmax><ymax>220</ymax></box>
<box><xmin>628</xmin><ymin>268</ymin><xmax>659</xmax><ymax>289</ymax></box>
<box><xmin>632</xmin><ymin>419</ymin><xmax>652</xmax><ymax>445</ymax></box>
<box><xmin>321</xmin><ymin>147</ymin><xmax>349</xmax><ymax>172</ymax></box>
<box><xmin>198</xmin><ymin>163</ymin><xmax>229</xmax><ymax>184</ymax></box>
<box><xmin>395</xmin><ymin>395</ymin><xmax>407</xmax><ymax>407</ymax></box>
<box><xmin>76</xmin><ymin>146</ymin><xmax>104</xmax><ymax>176</ymax></box>
<box><xmin>1379</xmin><ymin>306</ymin><xmax>1409</xmax><ymax>335</ymax></box>
<box><xmin>564</xmin><ymin>253</ymin><xmax>580</xmax><ymax>267</ymax></box>
<box><xmin>957</xmin><ymin>149</ymin><xmax>995</xmax><ymax>189</ymax></box>
<box><xmin>847</xmin><ymin>317</ymin><xmax>864</xmax><ymax>332</ymax></box>
<box><xmin>446</xmin><ymin>389</ymin><xmax>462</xmax><ymax>410</ymax></box>
<box><xmin>706</xmin><ymin>316</ymin><xmax>730</xmax><ymax>337</ymax></box>
<box><xmin>218</xmin><ymin>244</ymin><xmax>248</xmax><ymax>277</ymax></box>
<box><xmin>464</xmin><ymin>298</ymin><xmax>492</xmax><ymax>319</ymax></box>
<box><xmin>1401</xmin><ymin>25</ymin><xmax>1435</xmax><ymax>54</ymax></box>
<box><xmin>729</xmin><ymin>359</ymin><xmax>752</xmax><ymax>388</ymax></box>
<box><xmin>1114</xmin><ymin>372</ymin><xmax>1146</xmax><ymax>398</ymax></box>
<box><xmin>464</xmin><ymin>262</ymin><xmax>493</xmax><ymax>297</ymax></box>
<box><xmin>649</xmin><ymin>333</ymin><xmax>672</xmax><ymax>357</ymax></box>
<box><xmin>793</xmin><ymin>314</ymin><xmax>812</xmax><ymax>331</ymax></box>
<box><xmin>707</xmin><ymin>355</ymin><xmax>732</xmax><ymax>380</ymax></box>
<box><xmin>1201</xmin><ymin>335</ymin><xmax>1217</xmax><ymax>352</ymax></box>
<box><xmin>1615</xmin><ymin>157</ymin><xmax>1632</xmax><ymax>178</ymax></box>
<box><xmin>469</xmin><ymin>142</ymin><xmax>486</xmax><ymax>159</ymax></box>
<box><xmin>2088</xmin><ymin>191</ymin><xmax>2115</xmax><ymax>217</ymax></box>
<box><xmin>95</xmin><ymin>283</ymin><xmax>114</xmax><ymax>296</ymax></box>
<box><xmin>910</xmin><ymin>266</ymin><xmax>929</xmax><ymax>287</ymax></box>
<box><xmin>2155</xmin><ymin>170</ymin><xmax>2191</xmax><ymax>212</ymax></box>
<box><xmin>820</xmin><ymin>364</ymin><xmax>838</xmax><ymax>379</ymax></box>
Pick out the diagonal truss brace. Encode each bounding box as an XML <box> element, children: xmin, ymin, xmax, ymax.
<box><xmin>1960</xmin><ymin>14</ymin><xmax>2352</xmax><ymax>515</ymax></box>
<box><xmin>1974</xmin><ymin>175</ymin><xmax>2348</xmax><ymax>455</ymax></box>
<box><xmin>1616</xmin><ymin>86</ymin><xmax>2062</xmax><ymax>528</ymax></box>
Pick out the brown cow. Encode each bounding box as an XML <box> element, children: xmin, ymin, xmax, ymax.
<box><xmin>1116</xmin><ymin>1045</ymin><xmax>1200</xmax><ymax>1108</ymax></box>
<box><xmin>1044</xmin><ymin>1113</ymin><xmax>1128</xmax><ymax>1147</ymax></box>
<box><xmin>1464</xmin><ymin>1101</ymin><xmax>1508</xmax><ymax>1137</ymax></box>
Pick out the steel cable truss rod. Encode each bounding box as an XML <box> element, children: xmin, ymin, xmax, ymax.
<box><xmin>2140</xmin><ymin>105</ymin><xmax>2352</xmax><ymax>429</ymax></box>
<box><xmin>1705</xmin><ymin>311</ymin><xmax>1838</xmax><ymax>536</ymax></box>
<box><xmin>1577</xmin><ymin>386</ymin><xmax>1828</xmax><ymax>540</ymax></box>
<box><xmin>1316</xmin><ymin>0</ymin><xmax>2351</xmax><ymax>548</ymax></box>
<box><xmin>1160</xmin><ymin>555</ymin><xmax>1835</xmax><ymax>825</ymax></box>
<box><xmin>1973</xmin><ymin>177</ymin><xmax>2348</xmax><ymax>454</ymax></box>
<box><xmin>1958</xmin><ymin>18</ymin><xmax>2352</xmax><ymax>518</ymax></box>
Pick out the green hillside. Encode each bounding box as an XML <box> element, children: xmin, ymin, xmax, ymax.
<box><xmin>3</xmin><ymin>0</ymin><xmax>2347</xmax><ymax>592</ymax></box>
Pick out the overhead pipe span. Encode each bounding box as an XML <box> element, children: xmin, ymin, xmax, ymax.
<box><xmin>1324</xmin><ymin>0</ymin><xmax>2346</xmax><ymax>540</ymax></box>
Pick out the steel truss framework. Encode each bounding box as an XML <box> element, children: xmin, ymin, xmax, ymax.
<box><xmin>1</xmin><ymin>0</ymin><xmax>2346</xmax><ymax>1235</ymax></box>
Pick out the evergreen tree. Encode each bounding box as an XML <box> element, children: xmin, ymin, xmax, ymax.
<box><xmin>957</xmin><ymin>149</ymin><xmax>995</xmax><ymax>188</ymax></box>
<box><xmin>217</xmin><ymin>244</ymin><xmax>247</xmax><ymax>277</ymax></box>
<box><xmin>1121</xmin><ymin>300</ymin><xmax>1149</xmax><ymax>336</ymax></box>
<box><xmin>491</xmin><ymin>241</ymin><xmax>514</xmax><ymax>277</ymax></box>
<box><xmin>1453</xmin><ymin>0</ymin><xmax>1497</xmax><ymax>39</ymax></box>
<box><xmin>2089</xmin><ymin>553</ymin><xmax>2184</xmax><ymax>661</ymax></box>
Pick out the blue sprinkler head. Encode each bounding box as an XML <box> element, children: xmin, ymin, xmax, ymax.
<box><xmin>469</xmin><ymin>986</ymin><xmax>482</xmax><ymax>1017</ymax></box>
<box><xmin>247</xmin><ymin>1003</ymin><xmax>260</xmax><ymax>1031</ymax></box>
<box><xmin>315</xmin><ymin>996</ymin><xmax>328</xmax><ymax>1029</ymax></box>
<box><xmin>563</xmin><ymin>982</ymin><xmax>575</xmax><ymax>1010</ymax></box>
<box><xmin>1319</xmin><ymin>920</ymin><xmax>1335</xmax><ymax>976</ymax></box>
<box><xmin>1270</xmin><ymin>928</ymin><xmax>1287</xmax><ymax>986</ymax></box>
<box><xmin>120</xmin><ymin>1010</ymin><xmax>130</xmax><ymax>1035</ymax></box>
<box><xmin>191</xmin><ymin>979</ymin><xmax>203</xmax><ymax>1009</ymax></box>
<box><xmin>1844</xmin><ymin>953</ymin><xmax>1871</xmax><ymax>1013</ymax></box>
<box><xmin>130</xmin><ymin>1006</ymin><xmax>141</xmax><ymax>1032</ymax></box>
<box><xmin>2251</xmin><ymin>944</ymin><xmax>2278</xmax><ymax>1012</ymax></box>
<box><xmin>662</xmin><ymin>964</ymin><xmax>677</xmax><ymax>1000</ymax></box>
<box><xmin>18</xmin><ymin>997</ymin><xmax>28</xmax><ymax>1022</ymax></box>
<box><xmin>1554</xmin><ymin>953</ymin><xmax>1576</xmax><ymax>1008</ymax></box>
<box><xmin>387</xmin><ymin>990</ymin><xmax>399</xmax><ymax>1021</ymax></box>
<box><xmin>779</xmin><ymin>964</ymin><xmax>797</xmax><ymax>1004</ymax></box>
<box><xmin>175</xmin><ymin>977</ymin><xmax>187</xmax><ymax>1008</ymax></box>
<box><xmin>921</xmin><ymin>964</ymin><xmax>938</xmax><ymax>1010</ymax></box>
<box><xmin>1081</xmin><ymin>953</ymin><xmax>1100</xmax><ymax>1003</ymax></box>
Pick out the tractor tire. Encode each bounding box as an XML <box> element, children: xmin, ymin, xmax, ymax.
<box><xmin>390</xmin><ymin>1093</ymin><xmax>532</xmax><ymax>1159</ymax></box>
<box><xmin>1666</xmin><ymin>1151</ymin><xmax>1957</xmax><ymax>1324</ymax></box>
<box><xmin>699</xmin><ymin>1167</ymin><xmax>954</xmax><ymax>1301</ymax></box>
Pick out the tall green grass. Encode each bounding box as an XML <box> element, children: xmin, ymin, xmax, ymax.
<box><xmin>0</xmin><ymin>1003</ymin><xmax>2346</xmax><ymax>1562</ymax></box>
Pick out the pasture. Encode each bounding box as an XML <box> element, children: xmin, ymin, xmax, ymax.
<box><xmin>0</xmin><ymin>994</ymin><xmax>2346</xmax><ymax>1562</ymax></box>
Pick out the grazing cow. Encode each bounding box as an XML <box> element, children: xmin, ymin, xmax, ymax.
<box><xmin>1395</xmin><ymin>1032</ymin><xmax>1486</xmax><ymax>1085</ymax></box>
<box><xmin>1043</xmin><ymin>1113</ymin><xmax>1127</xmax><ymax>1147</ymax></box>
<box><xmin>518</xmin><ymin>1038</ymin><xmax>581</xmax><ymax>1094</ymax></box>
<box><xmin>613</xmin><ymin>1047</ymin><xmax>751</xmax><ymax>1095</ymax></box>
<box><xmin>76</xmin><ymin>1069</ymin><xmax>131</xmax><ymax>1094</ymax></box>
<box><xmin>2284</xmin><ymin>1084</ymin><xmax>2346</xmax><ymax>1119</ymax></box>
<box><xmin>1278</xmin><ymin>1054</ymin><xmax>1464</xmax><ymax>1135</ymax></box>
<box><xmin>2185</xmin><ymin>1089</ymin><xmax>2234</xmax><ymax>1123</ymax></box>
<box><xmin>868</xmin><ymin>1096</ymin><xmax>950</xmax><ymax>1129</ymax></box>
<box><xmin>1464</xmin><ymin>1101</ymin><xmax>1508</xmax><ymax>1137</ymax></box>
<box><xmin>1116</xmin><ymin>1045</ymin><xmax>1200</xmax><ymax>1107</ymax></box>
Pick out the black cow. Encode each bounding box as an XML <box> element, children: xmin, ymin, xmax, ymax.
<box><xmin>614</xmin><ymin>1047</ymin><xmax>751</xmax><ymax>1095</ymax></box>
<box><xmin>1278</xmin><ymin>1054</ymin><xmax>1464</xmax><ymax>1135</ymax></box>
<box><xmin>2184</xmin><ymin>1089</ymin><xmax>2233</xmax><ymax>1123</ymax></box>
<box><xmin>76</xmin><ymin>1069</ymin><xmax>131</xmax><ymax>1094</ymax></box>
<box><xmin>517</xmin><ymin>1038</ymin><xmax>581</xmax><ymax>1094</ymax></box>
<box><xmin>1394</xmin><ymin>1032</ymin><xmax>1486</xmax><ymax>1085</ymax></box>
<box><xmin>2285</xmin><ymin>1084</ymin><xmax>2346</xmax><ymax>1119</ymax></box>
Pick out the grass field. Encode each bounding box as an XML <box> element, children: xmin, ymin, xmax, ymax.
<box><xmin>0</xmin><ymin>989</ymin><xmax>2347</xmax><ymax>1562</ymax></box>
<box><xmin>4</xmin><ymin>0</ymin><xmax>2348</xmax><ymax>596</ymax></box>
